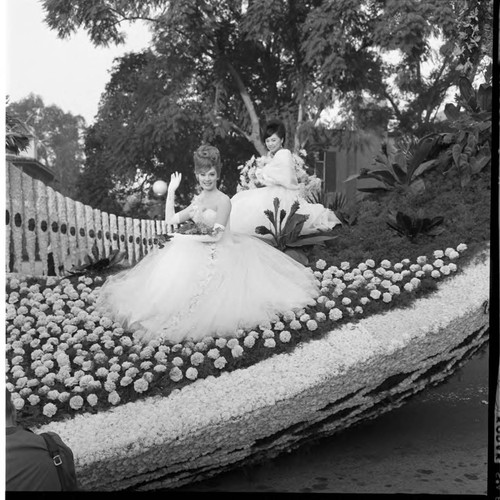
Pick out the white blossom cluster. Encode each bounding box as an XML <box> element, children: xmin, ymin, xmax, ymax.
<box><xmin>35</xmin><ymin>245</ymin><xmax>489</xmax><ymax>491</ymax></box>
<box><xmin>5</xmin><ymin>243</ymin><xmax>468</xmax><ymax>425</ymax></box>
<box><xmin>236</xmin><ymin>150</ymin><xmax>322</xmax><ymax>201</ymax></box>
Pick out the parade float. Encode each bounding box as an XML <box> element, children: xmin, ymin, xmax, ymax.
<box><xmin>5</xmin><ymin>81</ymin><xmax>492</xmax><ymax>489</ymax></box>
<box><xmin>6</xmin><ymin>243</ymin><xmax>490</xmax><ymax>491</ymax></box>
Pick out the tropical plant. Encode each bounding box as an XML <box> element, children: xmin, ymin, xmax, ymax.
<box><xmin>441</xmin><ymin>75</ymin><xmax>492</xmax><ymax>187</ymax></box>
<box><xmin>344</xmin><ymin>134</ymin><xmax>439</xmax><ymax>197</ymax></box>
<box><xmin>255</xmin><ymin>198</ymin><xmax>337</xmax><ymax>265</ymax></box>
<box><xmin>310</xmin><ymin>191</ymin><xmax>358</xmax><ymax>228</ymax></box>
<box><xmin>332</xmin><ymin>194</ymin><xmax>358</xmax><ymax>228</ymax></box>
<box><xmin>67</xmin><ymin>248</ymin><xmax>126</xmax><ymax>277</ymax></box>
<box><xmin>307</xmin><ymin>189</ymin><xmax>339</xmax><ymax>210</ymax></box>
<box><xmin>386</xmin><ymin>211</ymin><xmax>445</xmax><ymax>242</ymax></box>
<box><xmin>327</xmin><ymin>191</ymin><xmax>348</xmax><ymax>213</ymax></box>
<box><xmin>302</xmin><ymin>0</ymin><xmax>493</xmax><ymax>136</ymax></box>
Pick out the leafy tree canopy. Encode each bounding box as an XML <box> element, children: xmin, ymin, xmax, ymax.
<box><xmin>41</xmin><ymin>0</ymin><xmax>493</xmax><ymax>206</ymax></box>
<box><xmin>5</xmin><ymin>102</ymin><xmax>31</xmax><ymax>155</ymax></box>
<box><xmin>7</xmin><ymin>94</ymin><xmax>86</xmax><ymax>198</ymax></box>
<box><xmin>42</xmin><ymin>0</ymin><xmax>493</xmax><ymax>139</ymax></box>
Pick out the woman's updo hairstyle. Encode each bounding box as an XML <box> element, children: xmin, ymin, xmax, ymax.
<box><xmin>262</xmin><ymin>118</ymin><xmax>286</xmax><ymax>143</ymax></box>
<box><xmin>193</xmin><ymin>144</ymin><xmax>222</xmax><ymax>176</ymax></box>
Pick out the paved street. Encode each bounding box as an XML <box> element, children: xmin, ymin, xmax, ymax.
<box><xmin>173</xmin><ymin>343</ymin><xmax>490</xmax><ymax>495</ymax></box>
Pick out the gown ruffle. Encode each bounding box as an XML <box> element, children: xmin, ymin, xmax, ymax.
<box><xmin>95</xmin><ymin>204</ymin><xmax>319</xmax><ymax>344</ymax></box>
<box><xmin>230</xmin><ymin>149</ymin><xmax>341</xmax><ymax>237</ymax></box>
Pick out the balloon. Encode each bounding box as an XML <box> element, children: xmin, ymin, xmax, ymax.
<box><xmin>152</xmin><ymin>180</ymin><xmax>168</xmax><ymax>196</ymax></box>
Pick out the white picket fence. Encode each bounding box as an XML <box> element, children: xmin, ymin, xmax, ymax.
<box><xmin>6</xmin><ymin>162</ymin><xmax>167</xmax><ymax>276</ymax></box>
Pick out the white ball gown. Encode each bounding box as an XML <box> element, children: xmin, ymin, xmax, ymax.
<box><xmin>230</xmin><ymin>148</ymin><xmax>341</xmax><ymax>237</ymax></box>
<box><xmin>95</xmin><ymin>197</ymin><xmax>319</xmax><ymax>344</ymax></box>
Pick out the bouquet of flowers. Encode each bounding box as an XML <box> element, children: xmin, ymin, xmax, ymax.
<box><xmin>175</xmin><ymin>220</ymin><xmax>214</xmax><ymax>235</ymax></box>
<box><xmin>236</xmin><ymin>149</ymin><xmax>322</xmax><ymax>202</ymax></box>
<box><xmin>156</xmin><ymin>221</ymin><xmax>223</xmax><ymax>247</ymax></box>
<box><xmin>174</xmin><ymin>220</ymin><xmax>225</xmax><ymax>241</ymax></box>
<box><xmin>236</xmin><ymin>155</ymin><xmax>271</xmax><ymax>191</ymax></box>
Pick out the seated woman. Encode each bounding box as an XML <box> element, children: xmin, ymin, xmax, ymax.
<box><xmin>230</xmin><ymin>119</ymin><xmax>341</xmax><ymax>237</ymax></box>
<box><xmin>95</xmin><ymin>145</ymin><xmax>319</xmax><ymax>344</ymax></box>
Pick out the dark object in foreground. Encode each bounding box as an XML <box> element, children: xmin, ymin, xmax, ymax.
<box><xmin>39</xmin><ymin>431</ymin><xmax>80</xmax><ymax>491</ymax></box>
<box><xmin>6</xmin><ymin>387</ymin><xmax>81</xmax><ymax>491</ymax></box>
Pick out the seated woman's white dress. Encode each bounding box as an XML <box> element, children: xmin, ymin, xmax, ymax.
<box><xmin>95</xmin><ymin>199</ymin><xmax>319</xmax><ymax>344</ymax></box>
<box><xmin>230</xmin><ymin>148</ymin><xmax>341</xmax><ymax>237</ymax></box>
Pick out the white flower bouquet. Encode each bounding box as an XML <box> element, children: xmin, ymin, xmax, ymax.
<box><xmin>237</xmin><ymin>150</ymin><xmax>322</xmax><ymax>201</ymax></box>
<box><xmin>236</xmin><ymin>155</ymin><xmax>271</xmax><ymax>190</ymax></box>
<box><xmin>156</xmin><ymin>221</ymin><xmax>224</xmax><ymax>246</ymax></box>
<box><xmin>173</xmin><ymin>220</ymin><xmax>225</xmax><ymax>242</ymax></box>
<box><xmin>175</xmin><ymin>220</ymin><xmax>216</xmax><ymax>236</ymax></box>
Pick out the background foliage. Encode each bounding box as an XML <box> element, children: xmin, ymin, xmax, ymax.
<box><xmin>6</xmin><ymin>94</ymin><xmax>86</xmax><ymax>198</ymax></box>
<box><xmin>6</xmin><ymin>0</ymin><xmax>493</xmax><ymax>216</ymax></box>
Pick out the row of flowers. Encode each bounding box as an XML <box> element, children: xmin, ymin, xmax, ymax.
<box><xmin>35</xmin><ymin>247</ymin><xmax>490</xmax><ymax>493</ymax></box>
<box><xmin>5</xmin><ymin>243</ymin><xmax>468</xmax><ymax>427</ymax></box>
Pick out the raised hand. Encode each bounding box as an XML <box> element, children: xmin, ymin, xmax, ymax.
<box><xmin>168</xmin><ymin>172</ymin><xmax>182</xmax><ymax>193</ymax></box>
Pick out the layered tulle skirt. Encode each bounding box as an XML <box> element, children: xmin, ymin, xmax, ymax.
<box><xmin>95</xmin><ymin>231</ymin><xmax>319</xmax><ymax>344</ymax></box>
<box><xmin>230</xmin><ymin>186</ymin><xmax>341</xmax><ymax>237</ymax></box>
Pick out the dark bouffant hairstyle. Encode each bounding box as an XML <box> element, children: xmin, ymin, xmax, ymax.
<box><xmin>193</xmin><ymin>144</ymin><xmax>222</xmax><ymax>176</ymax></box>
<box><xmin>262</xmin><ymin>119</ymin><xmax>286</xmax><ymax>143</ymax></box>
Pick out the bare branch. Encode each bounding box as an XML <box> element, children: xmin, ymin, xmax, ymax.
<box><xmin>382</xmin><ymin>90</ymin><xmax>403</xmax><ymax>122</ymax></box>
<box><xmin>228</xmin><ymin>121</ymin><xmax>252</xmax><ymax>142</ymax></box>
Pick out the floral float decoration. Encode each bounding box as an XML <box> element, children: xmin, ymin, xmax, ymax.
<box><xmin>237</xmin><ymin>149</ymin><xmax>323</xmax><ymax>202</ymax></box>
<box><xmin>4</xmin><ymin>242</ymin><xmax>489</xmax><ymax>491</ymax></box>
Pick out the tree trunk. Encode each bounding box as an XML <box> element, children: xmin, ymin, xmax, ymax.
<box><xmin>293</xmin><ymin>102</ymin><xmax>304</xmax><ymax>153</ymax></box>
<box><xmin>226</xmin><ymin>62</ymin><xmax>267</xmax><ymax>156</ymax></box>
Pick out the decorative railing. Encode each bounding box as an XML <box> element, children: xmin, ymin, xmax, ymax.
<box><xmin>6</xmin><ymin>162</ymin><xmax>167</xmax><ymax>276</ymax></box>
